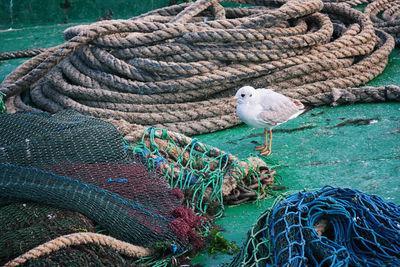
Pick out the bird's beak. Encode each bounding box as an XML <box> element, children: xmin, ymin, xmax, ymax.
<box><xmin>229</xmin><ymin>97</ymin><xmax>237</xmax><ymax>103</ymax></box>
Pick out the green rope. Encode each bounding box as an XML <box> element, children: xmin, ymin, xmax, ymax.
<box><xmin>0</xmin><ymin>91</ymin><xmax>6</xmax><ymax>114</ymax></box>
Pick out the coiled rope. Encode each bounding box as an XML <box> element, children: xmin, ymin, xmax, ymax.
<box><xmin>323</xmin><ymin>0</ymin><xmax>372</xmax><ymax>7</ymax></box>
<box><xmin>365</xmin><ymin>0</ymin><xmax>400</xmax><ymax>46</ymax></box>
<box><xmin>0</xmin><ymin>0</ymin><xmax>399</xmax><ymax>136</ymax></box>
<box><xmin>4</xmin><ymin>232</ymin><xmax>151</xmax><ymax>267</ymax></box>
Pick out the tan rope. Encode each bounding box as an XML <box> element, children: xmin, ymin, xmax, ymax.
<box><xmin>0</xmin><ymin>0</ymin><xmax>398</xmax><ymax>137</ymax></box>
<box><xmin>4</xmin><ymin>232</ymin><xmax>152</xmax><ymax>267</ymax></box>
<box><xmin>0</xmin><ymin>48</ymin><xmax>47</xmax><ymax>60</ymax></box>
<box><xmin>365</xmin><ymin>0</ymin><xmax>400</xmax><ymax>46</ymax></box>
<box><xmin>304</xmin><ymin>85</ymin><xmax>400</xmax><ymax>106</ymax></box>
<box><xmin>322</xmin><ymin>0</ymin><xmax>373</xmax><ymax>7</ymax></box>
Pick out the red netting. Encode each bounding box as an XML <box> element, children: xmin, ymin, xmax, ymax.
<box><xmin>0</xmin><ymin>111</ymin><xmax>205</xmax><ymax>251</ymax></box>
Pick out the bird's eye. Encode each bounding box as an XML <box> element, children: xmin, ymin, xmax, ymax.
<box><xmin>250</xmin><ymin>94</ymin><xmax>252</xmax><ymax>97</ymax></box>
<box><xmin>241</xmin><ymin>94</ymin><xmax>245</xmax><ymax>97</ymax></box>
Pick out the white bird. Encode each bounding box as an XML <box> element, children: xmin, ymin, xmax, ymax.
<box><xmin>232</xmin><ymin>86</ymin><xmax>305</xmax><ymax>156</ymax></box>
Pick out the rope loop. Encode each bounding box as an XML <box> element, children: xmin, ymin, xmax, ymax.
<box><xmin>0</xmin><ymin>0</ymin><xmax>398</xmax><ymax>136</ymax></box>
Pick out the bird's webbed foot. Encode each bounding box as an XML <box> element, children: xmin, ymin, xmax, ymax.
<box><xmin>260</xmin><ymin>149</ymin><xmax>271</xmax><ymax>156</ymax></box>
<box><xmin>255</xmin><ymin>146</ymin><xmax>267</xmax><ymax>151</ymax></box>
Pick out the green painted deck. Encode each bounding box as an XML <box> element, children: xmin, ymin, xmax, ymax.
<box><xmin>193</xmin><ymin>102</ymin><xmax>400</xmax><ymax>265</ymax></box>
<box><xmin>0</xmin><ymin>0</ymin><xmax>169</xmax><ymax>29</ymax></box>
<box><xmin>0</xmin><ymin>3</ymin><xmax>399</xmax><ymax>266</ymax></box>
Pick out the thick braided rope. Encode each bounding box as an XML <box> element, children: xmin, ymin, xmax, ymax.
<box><xmin>304</xmin><ymin>84</ymin><xmax>400</xmax><ymax>106</ymax></box>
<box><xmin>322</xmin><ymin>0</ymin><xmax>373</xmax><ymax>7</ymax></box>
<box><xmin>365</xmin><ymin>0</ymin><xmax>400</xmax><ymax>46</ymax></box>
<box><xmin>0</xmin><ymin>48</ymin><xmax>47</xmax><ymax>60</ymax></box>
<box><xmin>4</xmin><ymin>232</ymin><xmax>152</xmax><ymax>267</ymax></box>
<box><xmin>0</xmin><ymin>0</ymin><xmax>398</xmax><ymax>136</ymax></box>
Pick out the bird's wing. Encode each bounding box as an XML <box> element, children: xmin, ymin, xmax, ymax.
<box><xmin>256</xmin><ymin>89</ymin><xmax>304</xmax><ymax>125</ymax></box>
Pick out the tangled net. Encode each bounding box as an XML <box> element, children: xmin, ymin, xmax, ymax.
<box><xmin>0</xmin><ymin>110</ymin><xmax>205</xmax><ymax>252</ymax></box>
<box><xmin>0</xmin><ymin>91</ymin><xmax>6</xmax><ymax>114</ymax></box>
<box><xmin>123</xmin><ymin>126</ymin><xmax>275</xmax><ymax>217</ymax></box>
<box><xmin>0</xmin><ymin>202</ymin><xmax>152</xmax><ymax>267</ymax></box>
<box><xmin>1</xmin><ymin>0</ymin><xmax>399</xmax><ymax>137</ymax></box>
<box><xmin>0</xmin><ymin>202</ymin><xmax>96</xmax><ymax>266</ymax></box>
<box><xmin>230</xmin><ymin>186</ymin><xmax>400</xmax><ymax>266</ymax></box>
<box><xmin>0</xmin><ymin>110</ymin><xmax>278</xmax><ymax>265</ymax></box>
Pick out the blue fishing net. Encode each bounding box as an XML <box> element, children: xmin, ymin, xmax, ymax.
<box><xmin>231</xmin><ymin>186</ymin><xmax>400</xmax><ymax>266</ymax></box>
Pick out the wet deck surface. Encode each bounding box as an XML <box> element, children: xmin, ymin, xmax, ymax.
<box><xmin>1</xmin><ymin>23</ymin><xmax>399</xmax><ymax>266</ymax></box>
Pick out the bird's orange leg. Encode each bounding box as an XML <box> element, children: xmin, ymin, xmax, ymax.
<box><xmin>255</xmin><ymin>128</ymin><xmax>268</xmax><ymax>151</ymax></box>
<box><xmin>260</xmin><ymin>129</ymin><xmax>272</xmax><ymax>156</ymax></box>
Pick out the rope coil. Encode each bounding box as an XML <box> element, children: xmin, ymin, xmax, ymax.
<box><xmin>365</xmin><ymin>0</ymin><xmax>400</xmax><ymax>46</ymax></box>
<box><xmin>0</xmin><ymin>0</ymin><xmax>398</xmax><ymax>136</ymax></box>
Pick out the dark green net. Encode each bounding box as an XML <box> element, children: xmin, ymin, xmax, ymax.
<box><xmin>0</xmin><ymin>110</ymin><xmax>204</xmax><ymax>263</ymax></box>
<box><xmin>0</xmin><ymin>91</ymin><xmax>6</xmax><ymax>114</ymax></box>
<box><xmin>0</xmin><ymin>202</ymin><xmax>96</xmax><ymax>266</ymax></box>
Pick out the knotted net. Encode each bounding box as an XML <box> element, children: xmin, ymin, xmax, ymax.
<box><xmin>230</xmin><ymin>186</ymin><xmax>400</xmax><ymax>266</ymax></box>
<box><xmin>0</xmin><ymin>110</ymin><xmax>204</xmax><ymax>254</ymax></box>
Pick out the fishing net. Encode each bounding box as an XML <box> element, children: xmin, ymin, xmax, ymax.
<box><xmin>1</xmin><ymin>203</ymin><xmax>154</xmax><ymax>267</ymax></box>
<box><xmin>0</xmin><ymin>108</ymin><xmax>279</xmax><ymax>265</ymax></box>
<box><xmin>231</xmin><ymin>186</ymin><xmax>400</xmax><ymax>266</ymax></box>
<box><xmin>123</xmin><ymin>126</ymin><xmax>276</xmax><ymax>218</ymax></box>
<box><xmin>0</xmin><ymin>202</ymin><xmax>137</xmax><ymax>266</ymax></box>
<box><xmin>0</xmin><ymin>110</ymin><xmax>204</xmax><ymax>254</ymax></box>
<box><xmin>0</xmin><ymin>91</ymin><xmax>6</xmax><ymax>114</ymax></box>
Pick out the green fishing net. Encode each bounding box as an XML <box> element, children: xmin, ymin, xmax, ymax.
<box><xmin>0</xmin><ymin>202</ymin><xmax>92</xmax><ymax>265</ymax></box>
<box><xmin>0</xmin><ymin>91</ymin><xmax>6</xmax><ymax>114</ymax></box>
<box><xmin>126</xmin><ymin>127</ymin><xmax>275</xmax><ymax>218</ymax></box>
<box><xmin>0</xmin><ymin>202</ymin><xmax>148</xmax><ymax>266</ymax></box>
<box><xmin>0</xmin><ymin>110</ymin><xmax>204</xmax><ymax>264</ymax></box>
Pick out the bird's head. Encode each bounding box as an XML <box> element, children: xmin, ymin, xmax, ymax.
<box><xmin>233</xmin><ymin>86</ymin><xmax>257</xmax><ymax>104</ymax></box>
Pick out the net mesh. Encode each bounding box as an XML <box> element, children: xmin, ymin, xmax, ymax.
<box><xmin>126</xmin><ymin>127</ymin><xmax>276</xmax><ymax>218</ymax></box>
<box><xmin>0</xmin><ymin>91</ymin><xmax>6</xmax><ymax>114</ymax></box>
<box><xmin>0</xmin><ymin>110</ymin><xmax>204</xmax><ymax>254</ymax></box>
<box><xmin>127</xmin><ymin>128</ymin><xmax>227</xmax><ymax>218</ymax></box>
<box><xmin>230</xmin><ymin>186</ymin><xmax>400</xmax><ymax>266</ymax></box>
<box><xmin>0</xmin><ymin>202</ymin><xmax>97</xmax><ymax>266</ymax></box>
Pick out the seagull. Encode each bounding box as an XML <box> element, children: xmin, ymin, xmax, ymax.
<box><xmin>232</xmin><ymin>86</ymin><xmax>305</xmax><ymax>156</ymax></box>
